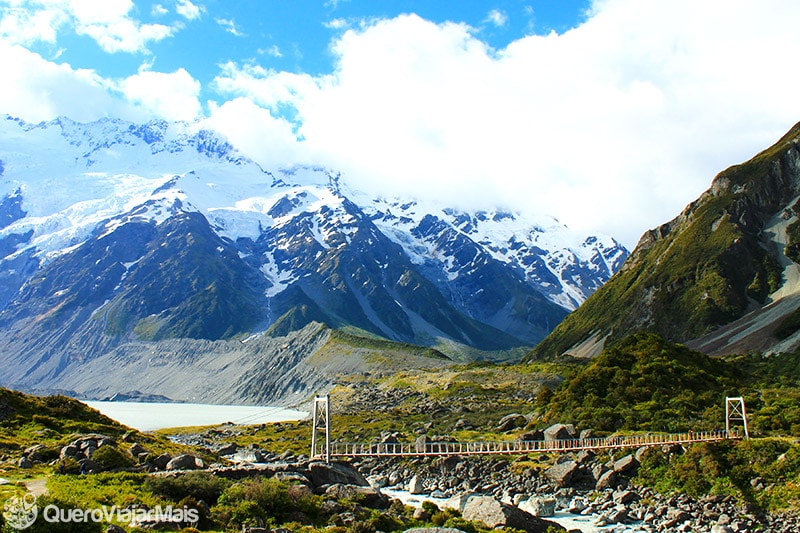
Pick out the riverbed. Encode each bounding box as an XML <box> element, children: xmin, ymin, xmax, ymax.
<box><xmin>84</xmin><ymin>400</ymin><xmax>308</xmax><ymax>431</ymax></box>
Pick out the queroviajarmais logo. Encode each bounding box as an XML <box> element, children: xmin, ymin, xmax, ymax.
<box><xmin>3</xmin><ymin>493</ymin><xmax>38</xmax><ymax>530</ymax></box>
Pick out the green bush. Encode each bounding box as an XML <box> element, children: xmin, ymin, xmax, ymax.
<box><xmin>545</xmin><ymin>333</ymin><xmax>739</xmax><ymax>432</ymax></box>
<box><xmin>144</xmin><ymin>471</ymin><xmax>231</xmax><ymax>506</ymax></box>
<box><xmin>213</xmin><ymin>477</ymin><xmax>322</xmax><ymax>530</ymax></box>
<box><xmin>91</xmin><ymin>445</ymin><xmax>134</xmax><ymax>471</ymax></box>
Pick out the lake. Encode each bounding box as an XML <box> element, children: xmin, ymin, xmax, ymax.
<box><xmin>84</xmin><ymin>401</ymin><xmax>308</xmax><ymax>431</ymax></box>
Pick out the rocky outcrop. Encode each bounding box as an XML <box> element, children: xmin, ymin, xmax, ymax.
<box><xmin>462</xmin><ymin>496</ymin><xmax>563</xmax><ymax>532</ymax></box>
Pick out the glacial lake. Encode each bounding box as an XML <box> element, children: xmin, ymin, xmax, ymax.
<box><xmin>84</xmin><ymin>401</ymin><xmax>308</xmax><ymax>431</ymax></box>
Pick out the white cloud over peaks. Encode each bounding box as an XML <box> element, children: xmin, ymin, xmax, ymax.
<box><xmin>175</xmin><ymin>0</ymin><xmax>202</xmax><ymax>21</ymax></box>
<box><xmin>0</xmin><ymin>41</ymin><xmax>132</xmax><ymax>122</ymax></box>
<box><xmin>118</xmin><ymin>68</ymin><xmax>201</xmax><ymax>121</ymax></box>
<box><xmin>212</xmin><ymin>1</ymin><xmax>800</xmax><ymax>247</ymax></box>
<box><xmin>0</xmin><ymin>0</ymin><xmax>174</xmax><ymax>54</ymax></box>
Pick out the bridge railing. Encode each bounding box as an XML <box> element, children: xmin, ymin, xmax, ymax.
<box><xmin>325</xmin><ymin>430</ymin><xmax>738</xmax><ymax>458</ymax></box>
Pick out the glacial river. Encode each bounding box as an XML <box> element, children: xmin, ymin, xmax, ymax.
<box><xmin>84</xmin><ymin>401</ymin><xmax>308</xmax><ymax>431</ymax></box>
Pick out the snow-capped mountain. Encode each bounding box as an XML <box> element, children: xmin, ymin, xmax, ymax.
<box><xmin>0</xmin><ymin>115</ymin><xmax>627</xmax><ymax>391</ymax></box>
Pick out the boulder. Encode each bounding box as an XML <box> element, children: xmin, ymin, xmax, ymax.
<box><xmin>613</xmin><ymin>454</ymin><xmax>639</xmax><ymax>474</ymax></box>
<box><xmin>519</xmin><ymin>496</ymin><xmax>556</xmax><ymax>517</ymax></box>
<box><xmin>443</xmin><ymin>493</ymin><xmax>480</xmax><ymax>513</ymax></box>
<box><xmin>17</xmin><ymin>456</ymin><xmax>32</xmax><ymax>469</ymax></box>
<box><xmin>613</xmin><ymin>489</ymin><xmax>639</xmax><ymax>504</ymax></box>
<box><xmin>23</xmin><ymin>445</ymin><xmax>46</xmax><ymax>463</ymax></box>
<box><xmin>415</xmin><ymin>435</ymin><xmax>429</xmax><ymax>454</ymax></box>
<box><xmin>595</xmin><ymin>469</ymin><xmax>618</xmax><ymax>490</ymax></box>
<box><xmin>307</xmin><ymin>461</ymin><xmax>368</xmax><ymax>488</ymax></box>
<box><xmin>60</xmin><ymin>444</ymin><xmax>79</xmax><ymax>460</ymax></box>
<box><xmin>409</xmin><ymin>475</ymin><xmax>424</xmax><ymax>495</ymax></box>
<box><xmin>129</xmin><ymin>443</ymin><xmax>147</xmax><ymax>458</ymax></box>
<box><xmin>462</xmin><ymin>496</ymin><xmax>564</xmax><ymax>533</ymax></box>
<box><xmin>544</xmin><ymin>424</ymin><xmax>576</xmax><ymax>442</ymax></box>
<box><xmin>516</xmin><ymin>430</ymin><xmax>544</xmax><ymax>442</ymax></box>
<box><xmin>497</xmin><ymin>413</ymin><xmax>527</xmax><ymax>432</ymax></box>
<box><xmin>217</xmin><ymin>442</ymin><xmax>238</xmax><ymax>456</ymax></box>
<box><xmin>151</xmin><ymin>453</ymin><xmax>172</xmax><ymax>470</ymax></box>
<box><xmin>166</xmin><ymin>454</ymin><xmax>203</xmax><ymax>471</ymax></box>
<box><xmin>544</xmin><ymin>460</ymin><xmax>579</xmax><ymax>488</ymax></box>
<box><xmin>106</xmin><ymin>525</ymin><xmax>126</xmax><ymax>533</ymax></box>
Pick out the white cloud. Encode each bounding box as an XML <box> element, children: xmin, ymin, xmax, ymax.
<box><xmin>0</xmin><ymin>0</ymin><xmax>175</xmax><ymax>54</ymax></box>
<box><xmin>175</xmin><ymin>0</ymin><xmax>202</xmax><ymax>21</ymax></box>
<box><xmin>0</xmin><ymin>41</ymin><xmax>135</xmax><ymax>122</ymax></box>
<box><xmin>212</xmin><ymin>1</ymin><xmax>800</xmax><ymax>247</ymax></box>
<box><xmin>151</xmin><ymin>4</ymin><xmax>169</xmax><ymax>17</ymax></box>
<box><xmin>215</xmin><ymin>17</ymin><xmax>242</xmax><ymax>37</ymax></box>
<box><xmin>206</xmin><ymin>98</ymin><xmax>307</xmax><ymax>168</ymax></box>
<box><xmin>118</xmin><ymin>68</ymin><xmax>201</xmax><ymax>121</ymax></box>
<box><xmin>486</xmin><ymin>9</ymin><xmax>507</xmax><ymax>27</ymax></box>
<box><xmin>0</xmin><ymin>5</ymin><xmax>66</xmax><ymax>45</ymax></box>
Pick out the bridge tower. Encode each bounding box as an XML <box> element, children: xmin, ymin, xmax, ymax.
<box><xmin>311</xmin><ymin>395</ymin><xmax>331</xmax><ymax>463</ymax></box>
<box><xmin>725</xmin><ymin>396</ymin><xmax>749</xmax><ymax>439</ymax></box>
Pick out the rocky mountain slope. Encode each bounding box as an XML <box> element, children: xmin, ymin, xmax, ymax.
<box><xmin>0</xmin><ymin>115</ymin><xmax>626</xmax><ymax>398</ymax></box>
<box><xmin>530</xmin><ymin>120</ymin><xmax>800</xmax><ymax>359</ymax></box>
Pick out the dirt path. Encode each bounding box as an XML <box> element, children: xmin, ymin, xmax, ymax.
<box><xmin>23</xmin><ymin>477</ymin><xmax>48</xmax><ymax>497</ymax></box>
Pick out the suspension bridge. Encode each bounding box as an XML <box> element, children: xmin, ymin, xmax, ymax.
<box><xmin>310</xmin><ymin>396</ymin><xmax>749</xmax><ymax>463</ymax></box>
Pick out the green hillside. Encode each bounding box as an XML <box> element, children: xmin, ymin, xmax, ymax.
<box><xmin>529</xmin><ymin>121</ymin><xmax>800</xmax><ymax>360</ymax></box>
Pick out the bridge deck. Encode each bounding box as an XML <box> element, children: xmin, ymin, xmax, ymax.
<box><xmin>326</xmin><ymin>431</ymin><xmax>738</xmax><ymax>458</ymax></box>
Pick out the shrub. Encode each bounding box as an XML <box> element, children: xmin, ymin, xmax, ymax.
<box><xmin>144</xmin><ymin>471</ymin><xmax>231</xmax><ymax>506</ymax></box>
<box><xmin>91</xmin><ymin>445</ymin><xmax>133</xmax><ymax>471</ymax></box>
<box><xmin>213</xmin><ymin>477</ymin><xmax>322</xmax><ymax>530</ymax></box>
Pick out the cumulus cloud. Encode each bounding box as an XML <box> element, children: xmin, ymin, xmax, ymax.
<box><xmin>0</xmin><ymin>41</ymin><xmax>134</xmax><ymax>122</ymax></box>
<box><xmin>212</xmin><ymin>0</ymin><xmax>800</xmax><ymax>247</ymax></box>
<box><xmin>117</xmin><ymin>67</ymin><xmax>202</xmax><ymax>121</ymax></box>
<box><xmin>175</xmin><ymin>0</ymin><xmax>203</xmax><ymax>21</ymax></box>
<box><xmin>0</xmin><ymin>0</ymin><xmax>175</xmax><ymax>54</ymax></box>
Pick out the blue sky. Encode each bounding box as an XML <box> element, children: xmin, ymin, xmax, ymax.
<box><xmin>1</xmin><ymin>0</ymin><xmax>800</xmax><ymax>247</ymax></box>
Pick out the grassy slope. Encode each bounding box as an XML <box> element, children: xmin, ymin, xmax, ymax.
<box><xmin>529</xmin><ymin>123</ymin><xmax>800</xmax><ymax>360</ymax></box>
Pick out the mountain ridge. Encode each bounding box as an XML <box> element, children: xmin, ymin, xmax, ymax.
<box><xmin>0</xmin><ymin>114</ymin><xmax>627</xmax><ymax>398</ymax></box>
<box><xmin>529</xmin><ymin>120</ymin><xmax>800</xmax><ymax>360</ymax></box>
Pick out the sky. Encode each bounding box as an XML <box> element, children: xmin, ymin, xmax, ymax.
<box><xmin>1</xmin><ymin>1</ymin><xmax>800</xmax><ymax>248</ymax></box>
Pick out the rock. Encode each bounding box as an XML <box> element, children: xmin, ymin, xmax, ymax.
<box><xmin>516</xmin><ymin>430</ymin><xmax>544</xmax><ymax>442</ymax></box>
<box><xmin>217</xmin><ymin>442</ymin><xmax>238</xmax><ymax>455</ymax></box>
<box><xmin>462</xmin><ymin>495</ymin><xmax>564</xmax><ymax>532</ymax></box>
<box><xmin>443</xmin><ymin>493</ymin><xmax>480</xmax><ymax>513</ymax></box>
<box><xmin>579</xmin><ymin>429</ymin><xmax>594</xmax><ymax>440</ymax></box>
<box><xmin>151</xmin><ymin>453</ymin><xmax>172</xmax><ymax>470</ymax></box>
<box><xmin>575</xmin><ymin>450</ymin><xmax>595</xmax><ymax>464</ymax></box>
<box><xmin>129</xmin><ymin>443</ymin><xmax>146</xmax><ymax>457</ymax></box>
<box><xmin>544</xmin><ymin>424</ymin><xmax>577</xmax><ymax>442</ymax></box>
<box><xmin>613</xmin><ymin>489</ymin><xmax>639</xmax><ymax>504</ymax></box>
<box><xmin>415</xmin><ymin>435</ymin><xmax>429</xmax><ymax>454</ymax></box>
<box><xmin>307</xmin><ymin>461</ymin><xmax>368</xmax><ymax>488</ymax></box>
<box><xmin>60</xmin><ymin>444</ymin><xmax>79</xmax><ymax>460</ymax></box>
<box><xmin>326</xmin><ymin>484</ymin><xmax>388</xmax><ymax>508</ymax></box>
<box><xmin>613</xmin><ymin>454</ymin><xmax>639</xmax><ymax>474</ymax></box>
<box><xmin>519</xmin><ymin>496</ymin><xmax>556</xmax><ymax>517</ymax></box>
<box><xmin>497</xmin><ymin>413</ymin><xmax>527</xmax><ymax>432</ymax></box>
<box><xmin>711</xmin><ymin>526</ymin><xmax>734</xmax><ymax>533</ymax></box>
<box><xmin>17</xmin><ymin>456</ymin><xmax>32</xmax><ymax>469</ymax></box>
<box><xmin>23</xmin><ymin>445</ymin><xmax>46</xmax><ymax>463</ymax></box>
<box><xmin>409</xmin><ymin>475</ymin><xmax>424</xmax><ymax>495</ymax></box>
<box><xmin>166</xmin><ymin>454</ymin><xmax>203</xmax><ymax>471</ymax></box>
<box><xmin>106</xmin><ymin>525</ymin><xmax>126</xmax><ymax>533</ymax></box>
<box><xmin>595</xmin><ymin>469</ymin><xmax>618</xmax><ymax>490</ymax></box>
<box><xmin>544</xmin><ymin>460</ymin><xmax>579</xmax><ymax>487</ymax></box>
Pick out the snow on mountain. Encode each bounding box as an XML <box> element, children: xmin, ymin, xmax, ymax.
<box><xmin>0</xmin><ymin>115</ymin><xmax>628</xmax><ymax>355</ymax></box>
